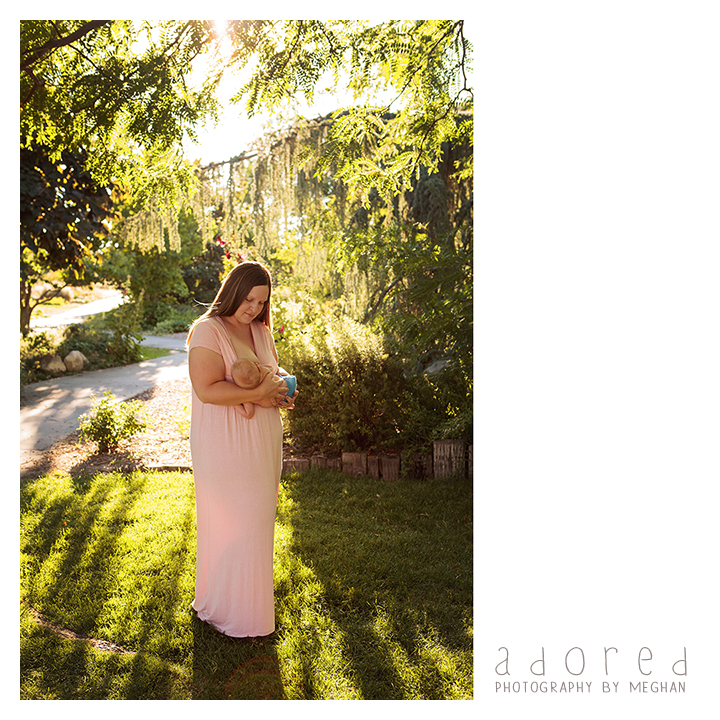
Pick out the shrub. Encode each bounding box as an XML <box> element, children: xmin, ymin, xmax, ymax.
<box><xmin>21</xmin><ymin>312</ymin><xmax>144</xmax><ymax>384</ymax></box>
<box><xmin>20</xmin><ymin>329</ymin><xmax>58</xmax><ymax>357</ymax></box>
<box><xmin>56</xmin><ymin>302</ymin><xmax>143</xmax><ymax>370</ymax></box>
<box><xmin>78</xmin><ymin>390</ymin><xmax>149</xmax><ymax>453</ymax></box>
<box><xmin>422</xmin><ymin>362</ymin><xmax>473</xmax><ymax>445</ymax></box>
<box><xmin>101</xmin><ymin>297</ymin><xmax>144</xmax><ymax>362</ymax></box>
<box><xmin>20</xmin><ymin>329</ymin><xmax>65</xmax><ymax>384</ymax></box>
<box><xmin>279</xmin><ymin>314</ymin><xmax>443</xmax><ymax>455</ymax></box>
<box><xmin>147</xmin><ymin>303</ymin><xmax>203</xmax><ymax>335</ymax></box>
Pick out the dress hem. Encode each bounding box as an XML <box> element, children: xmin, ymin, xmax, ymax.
<box><xmin>193</xmin><ymin>603</ymin><xmax>276</xmax><ymax>638</ymax></box>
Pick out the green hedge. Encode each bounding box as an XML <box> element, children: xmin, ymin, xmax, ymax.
<box><xmin>278</xmin><ymin>315</ymin><xmax>446</xmax><ymax>456</ymax></box>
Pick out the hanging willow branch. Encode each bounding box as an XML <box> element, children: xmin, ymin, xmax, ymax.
<box><xmin>188</xmin><ymin>113</ymin><xmax>339</xmax><ymax>256</ymax></box>
<box><xmin>117</xmin><ymin>105</ymin><xmax>470</xmax><ymax>334</ymax></box>
<box><xmin>120</xmin><ymin>201</ymin><xmax>182</xmax><ymax>251</ymax></box>
<box><xmin>119</xmin><ymin>111</ymin><xmax>349</xmax><ymax>255</ymax></box>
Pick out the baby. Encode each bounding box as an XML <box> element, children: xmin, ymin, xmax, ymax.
<box><xmin>231</xmin><ymin>358</ymin><xmax>296</xmax><ymax>419</ymax></box>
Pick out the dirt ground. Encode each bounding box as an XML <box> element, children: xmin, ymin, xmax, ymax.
<box><xmin>21</xmin><ymin>377</ymin><xmax>194</xmax><ymax>480</ymax></box>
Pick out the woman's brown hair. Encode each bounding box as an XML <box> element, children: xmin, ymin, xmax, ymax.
<box><xmin>188</xmin><ymin>261</ymin><xmax>273</xmax><ymax>338</ymax></box>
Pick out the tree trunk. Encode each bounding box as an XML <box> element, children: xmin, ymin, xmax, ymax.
<box><xmin>20</xmin><ymin>280</ymin><xmax>34</xmax><ymax>336</ymax></box>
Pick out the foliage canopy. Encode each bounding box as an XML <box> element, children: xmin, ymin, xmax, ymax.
<box><xmin>21</xmin><ymin>20</ymin><xmax>216</xmax><ymax>209</ymax></box>
<box><xmin>20</xmin><ymin>19</ymin><xmax>472</xmax><ymax>212</ymax></box>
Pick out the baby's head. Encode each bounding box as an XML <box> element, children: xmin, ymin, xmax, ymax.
<box><xmin>231</xmin><ymin>358</ymin><xmax>263</xmax><ymax>389</ymax></box>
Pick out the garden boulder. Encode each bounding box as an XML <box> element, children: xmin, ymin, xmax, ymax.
<box><xmin>39</xmin><ymin>354</ymin><xmax>66</xmax><ymax>374</ymax></box>
<box><xmin>63</xmin><ymin>350</ymin><xmax>88</xmax><ymax>372</ymax></box>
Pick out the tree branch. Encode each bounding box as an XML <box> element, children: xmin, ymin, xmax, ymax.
<box><xmin>200</xmin><ymin>151</ymin><xmax>258</xmax><ymax>172</ymax></box>
<box><xmin>21</xmin><ymin>20</ymin><xmax>111</xmax><ymax>73</ymax></box>
<box><xmin>21</xmin><ymin>66</ymin><xmax>41</xmax><ymax>107</ymax></box>
<box><xmin>364</xmin><ymin>276</ymin><xmax>404</xmax><ymax>323</ymax></box>
<box><xmin>456</xmin><ymin>21</ymin><xmax>473</xmax><ymax>99</ymax></box>
<box><xmin>162</xmin><ymin>21</ymin><xmax>193</xmax><ymax>59</ymax></box>
<box><xmin>260</xmin><ymin>20</ymin><xmax>305</xmax><ymax>84</ymax></box>
<box><xmin>21</xmin><ymin>21</ymin><xmax>113</xmax><ymax>108</ymax></box>
<box><xmin>32</xmin><ymin>282</ymin><xmax>71</xmax><ymax>309</ymax></box>
<box><xmin>383</xmin><ymin>21</ymin><xmax>461</xmax><ymax>113</ymax></box>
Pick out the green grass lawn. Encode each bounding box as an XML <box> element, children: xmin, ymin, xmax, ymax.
<box><xmin>20</xmin><ymin>467</ymin><xmax>473</xmax><ymax>700</ymax></box>
<box><xmin>138</xmin><ymin>345</ymin><xmax>172</xmax><ymax>361</ymax></box>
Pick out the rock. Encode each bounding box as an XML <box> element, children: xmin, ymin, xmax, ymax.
<box><xmin>39</xmin><ymin>354</ymin><xmax>66</xmax><ymax>374</ymax></box>
<box><xmin>424</xmin><ymin>357</ymin><xmax>450</xmax><ymax>375</ymax></box>
<box><xmin>63</xmin><ymin>350</ymin><xmax>88</xmax><ymax>372</ymax></box>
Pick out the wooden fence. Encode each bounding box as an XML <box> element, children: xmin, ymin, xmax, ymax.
<box><xmin>282</xmin><ymin>440</ymin><xmax>472</xmax><ymax>481</ymax></box>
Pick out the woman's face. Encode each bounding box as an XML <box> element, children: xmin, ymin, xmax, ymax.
<box><xmin>233</xmin><ymin>284</ymin><xmax>269</xmax><ymax>325</ymax></box>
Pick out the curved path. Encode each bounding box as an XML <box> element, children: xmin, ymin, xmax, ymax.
<box><xmin>20</xmin><ymin>334</ymin><xmax>189</xmax><ymax>468</ymax></box>
<box><xmin>30</xmin><ymin>292</ymin><xmax>127</xmax><ymax>329</ymax></box>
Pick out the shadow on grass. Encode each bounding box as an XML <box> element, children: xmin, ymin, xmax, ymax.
<box><xmin>191</xmin><ymin>614</ymin><xmax>285</xmax><ymax>699</ymax></box>
<box><xmin>274</xmin><ymin>468</ymin><xmax>473</xmax><ymax>699</ymax></box>
<box><xmin>21</xmin><ymin>469</ymin><xmax>285</xmax><ymax>700</ymax></box>
<box><xmin>20</xmin><ymin>614</ymin><xmax>191</xmax><ymax>700</ymax></box>
<box><xmin>21</xmin><ymin>470</ymin><xmax>198</xmax><ymax>698</ymax></box>
<box><xmin>21</xmin><ymin>467</ymin><xmax>471</xmax><ymax>699</ymax></box>
<box><xmin>21</xmin><ymin>472</ymin><xmax>150</xmax><ymax>636</ymax></box>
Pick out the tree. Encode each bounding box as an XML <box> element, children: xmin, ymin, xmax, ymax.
<box><xmin>21</xmin><ymin>20</ymin><xmax>219</xmax><ymax>215</ymax></box>
<box><xmin>97</xmin><ymin>206</ymin><xmax>226</xmax><ymax>329</ymax></box>
<box><xmin>192</xmin><ymin>20</ymin><xmax>473</xmax><ymax>365</ymax></box>
<box><xmin>230</xmin><ymin>20</ymin><xmax>472</xmax><ymax>200</ymax></box>
<box><xmin>20</xmin><ymin>145</ymin><xmax>116</xmax><ymax>335</ymax></box>
<box><xmin>21</xmin><ymin>20</ymin><xmax>472</xmax><ymax>234</ymax></box>
<box><xmin>21</xmin><ymin>19</ymin><xmax>473</xmax><ymax>383</ymax></box>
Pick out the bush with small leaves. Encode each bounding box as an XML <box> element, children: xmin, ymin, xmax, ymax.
<box><xmin>78</xmin><ymin>390</ymin><xmax>149</xmax><ymax>453</ymax></box>
<box><xmin>279</xmin><ymin>314</ymin><xmax>443</xmax><ymax>455</ymax></box>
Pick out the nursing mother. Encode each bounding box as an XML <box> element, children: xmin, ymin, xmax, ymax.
<box><xmin>187</xmin><ymin>261</ymin><xmax>296</xmax><ymax>637</ymax></box>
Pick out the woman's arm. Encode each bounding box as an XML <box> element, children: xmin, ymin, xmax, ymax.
<box><xmin>189</xmin><ymin>347</ymin><xmax>286</xmax><ymax>406</ymax></box>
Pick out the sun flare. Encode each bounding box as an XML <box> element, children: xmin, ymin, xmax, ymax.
<box><xmin>212</xmin><ymin>20</ymin><xmax>233</xmax><ymax>59</ymax></box>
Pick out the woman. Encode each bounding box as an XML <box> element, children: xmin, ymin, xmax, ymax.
<box><xmin>187</xmin><ymin>261</ymin><xmax>295</xmax><ymax>637</ymax></box>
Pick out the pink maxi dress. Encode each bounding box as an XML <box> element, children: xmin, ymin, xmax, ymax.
<box><xmin>188</xmin><ymin>316</ymin><xmax>283</xmax><ymax>637</ymax></box>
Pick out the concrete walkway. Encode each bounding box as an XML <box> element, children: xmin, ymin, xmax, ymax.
<box><xmin>31</xmin><ymin>291</ymin><xmax>126</xmax><ymax>329</ymax></box>
<box><xmin>20</xmin><ymin>334</ymin><xmax>189</xmax><ymax>465</ymax></box>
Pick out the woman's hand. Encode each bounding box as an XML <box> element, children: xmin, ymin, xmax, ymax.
<box><xmin>255</xmin><ymin>372</ymin><xmax>287</xmax><ymax>408</ymax></box>
<box><xmin>277</xmin><ymin>390</ymin><xmax>298</xmax><ymax>410</ymax></box>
